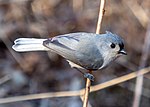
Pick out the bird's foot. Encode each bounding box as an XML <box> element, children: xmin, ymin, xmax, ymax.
<box><xmin>84</xmin><ymin>73</ymin><xmax>94</xmax><ymax>81</ymax></box>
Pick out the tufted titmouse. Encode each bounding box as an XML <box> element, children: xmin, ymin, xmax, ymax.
<box><xmin>12</xmin><ymin>31</ymin><xmax>127</xmax><ymax>81</ymax></box>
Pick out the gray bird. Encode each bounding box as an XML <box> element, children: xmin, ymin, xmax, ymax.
<box><xmin>12</xmin><ymin>31</ymin><xmax>127</xmax><ymax>81</ymax></box>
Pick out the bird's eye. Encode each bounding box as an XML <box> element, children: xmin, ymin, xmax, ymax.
<box><xmin>110</xmin><ymin>43</ymin><xmax>116</xmax><ymax>48</ymax></box>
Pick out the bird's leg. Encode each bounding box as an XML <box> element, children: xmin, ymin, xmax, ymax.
<box><xmin>74</xmin><ymin>68</ymin><xmax>94</xmax><ymax>81</ymax></box>
<box><xmin>84</xmin><ymin>73</ymin><xmax>94</xmax><ymax>81</ymax></box>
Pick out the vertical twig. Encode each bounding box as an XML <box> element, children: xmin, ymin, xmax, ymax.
<box><xmin>133</xmin><ymin>24</ymin><xmax>150</xmax><ymax>107</ymax></box>
<box><xmin>83</xmin><ymin>0</ymin><xmax>106</xmax><ymax>107</ymax></box>
<box><xmin>83</xmin><ymin>70</ymin><xmax>92</xmax><ymax>107</ymax></box>
<box><xmin>96</xmin><ymin>0</ymin><xmax>106</xmax><ymax>34</ymax></box>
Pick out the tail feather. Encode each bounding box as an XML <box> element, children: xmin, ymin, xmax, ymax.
<box><xmin>12</xmin><ymin>38</ymin><xmax>50</xmax><ymax>52</ymax></box>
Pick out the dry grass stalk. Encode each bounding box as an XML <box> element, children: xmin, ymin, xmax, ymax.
<box><xmin>83</xmin><ymin>0</ymin><xmax>106</xmax><ymax>107</ymax></box>
<box><xmin>83</xmin><ymin>71</ymin><xmax>92</xmax><ymax>107</ymax></box>
<box><xmin>0</xmin><ymin>75</ymin><xmax>11</xmax><ymax>85</ymax></box>
<box><xmin>124</xmin><ymin>1</ymin><xmax>149</xmax><ymax>28</ymax></box>
<box><xmin>0</xmin><ymin>66</ymin><xmax>149</xmax><ymax>104</ymax></box>
<box><xmin>133</xmin><ymin>25</ymin><xmax>150</xmax><ymax>107</ymax></box>
<box><xmin>96</xmin><ymin>0</ymin><xmax>106</xmax><ymax>34</ymax></box>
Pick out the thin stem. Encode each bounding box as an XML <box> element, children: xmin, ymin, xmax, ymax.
<box><xmin>82</xmin><ymin>0</ymin><xmax>106</xmax><ymax>107</ymax></box>
<box><xmin>133</xmin><ymin>25</ymin><xmax>150</xmax><ymax>107</ymax></box>
<box><xmin>96</xmin><ymin>0</ymin><xmax>106</xmax><ymax>34</ymax></box>
<box><xmin>83</xmin><ymin>71</ymin><xmax>92</xmax><ymax>107</ymax></box>
<box><xmin>0</xmin><ymin>66</ymin><xmax>149</xmax><ymax>104</ymax></box>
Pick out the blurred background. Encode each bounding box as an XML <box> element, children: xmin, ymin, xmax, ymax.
<box><xmin>0</xmin><ymin>0</ymin><xmax>149</xmax><ymax>107</ymax></box>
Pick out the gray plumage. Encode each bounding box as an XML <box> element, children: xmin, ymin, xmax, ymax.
<box><xmin>12</xmin><ymin>31</ymin><xmax>126</xmax><ymax>71</ymax></box>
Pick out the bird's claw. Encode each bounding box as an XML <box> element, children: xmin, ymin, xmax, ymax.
<box><xmin>84</xmin><ymin>73</ymin><xmax>94</xmax><ymax>81</ymax></box>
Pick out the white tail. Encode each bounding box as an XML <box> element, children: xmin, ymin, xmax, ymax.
<box><xmin>12</xmin><ymin>38</ymin><xmax>50</xmax><ymax>52</ymax></box>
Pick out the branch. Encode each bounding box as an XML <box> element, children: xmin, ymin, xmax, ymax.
<box><xmin>83</xmin><ymin>71</ymin><xmax>92</xmax><ymax>107</ymax></box>
<box><xmin>0</xmin><ymin>75</ymin><xmax>11</xmax><ymax>85</ymax></box>
<box><xmin>124</xmin><ymin>1</ymin><xmax>149</xmax><ymax>28</ymax></box>
<box><xmin>96</xmin><ymin>0</ymin><xmax>106</xmax><ymax>34</ymax></box>
<box><xmin>133</xmin><ymin>24</ymin><xmax>150</xmax><ymax>107</ymax></box>
<box><xmin>83</xmin><ymin>0</ymin><xmax>106</xmax><ymax>107</ymax></box>
<box><xmin>0</xmin><ymin>66</ymin><xmax>149</xmax><ymax>104</ymax></box>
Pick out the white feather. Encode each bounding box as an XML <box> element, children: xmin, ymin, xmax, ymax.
<box><xmin>12</xmin><ymin>38</ymin><xmax>50</xmax><ymax>52</ymax></box>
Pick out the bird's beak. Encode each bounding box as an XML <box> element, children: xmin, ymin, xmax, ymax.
<box><xmin>118</xmin><ymin>49</ymin><xmax>127</xmax><ymax>55</ymax></box>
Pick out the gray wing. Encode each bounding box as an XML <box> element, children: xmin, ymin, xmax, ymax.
<box><xmin>74</xmin><ymin>37</ymin><xmax>104</xmax><ymax>70</ymax></box>
<box><xmin>43</xmin><ymin>32</ymin><xmax>103</xmax><ymax>70</ymax></box>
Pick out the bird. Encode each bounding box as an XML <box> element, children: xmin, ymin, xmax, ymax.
<box><xmin>12</xmin><ymin>31</ymin><xmax>127</xmax><ymax>81</ymax></box>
